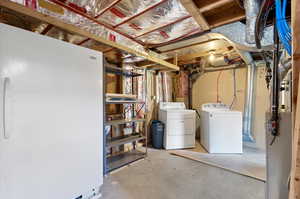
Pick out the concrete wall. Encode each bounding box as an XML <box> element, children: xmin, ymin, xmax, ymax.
<box><xmin>192</xmin><ymin>66</ymin><xmax>269</xmax><ymax>150</ymax></box>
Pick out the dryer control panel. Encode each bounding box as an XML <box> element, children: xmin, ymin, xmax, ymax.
<box><xmin>159</xmin><ymin>102</ymin><xmax>186</xmax><ymax>110</ymax></box>
<box><xmin>201</xmin><ymin>103</ymin><xmax>230</xmax><ymax>111</ymax></box>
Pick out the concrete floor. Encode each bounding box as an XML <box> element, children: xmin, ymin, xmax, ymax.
<box><xmin>101</xmin><ymin>149</ymin><xmax>265</xmax><ymax>199</ymax></box>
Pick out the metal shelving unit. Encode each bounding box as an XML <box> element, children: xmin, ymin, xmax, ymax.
<box><xmin>104</xmin><ymin>64</ymin><xmax>147</xmax><ymax>174</ymax></box>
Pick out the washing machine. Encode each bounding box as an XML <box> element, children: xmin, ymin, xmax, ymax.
<box><xmin>159</xmin><ymin>102</ymin><xmax>196</xmax><ymax>150</ymax></box>
<box><xmin>199</xmin><ymin>103</ymin><xmax>243</xmax><ymax>153</ymax></box>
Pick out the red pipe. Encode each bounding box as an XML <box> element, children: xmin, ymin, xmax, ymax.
<box><xmin>135</xmin><ymin>15</ymin><xmax>192</xmax><ymax>38</ymax></box>
<box><xmin>50</xmin><ymin>0</ymin><xmax>144</xmax><ymax>45</ymax></box>
<box><xmin>95</xmin><ymin>0</ymin><xmax>123</xmax><ymax>18</ymax></box>
<box><xmin>113</xmin><ymin>0</ymin><xmax>169</xmax><ymax>28</ymax></box>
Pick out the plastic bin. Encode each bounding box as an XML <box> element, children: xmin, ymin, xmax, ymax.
<box><xmin>151</xmin><ymin>120</ymin><xmax>164</xmax><ymax>149</ymax></box>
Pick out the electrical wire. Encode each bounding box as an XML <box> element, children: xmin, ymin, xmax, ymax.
<box><xmin>230</xmin><ymin>69</ymin><xmax>237</xmax><ymax>109</ymax></box>
<box><xmin>216</xmin><ymin>71</ymin><xmax>223</xmax><ymax>103</ymax></box>
<box><xmin>275</xmin><ymin>0</ymin><xmax>291</xmax><ymax>55</ymax></box>
<box><xmin>255</xmin><ymin>0</ymin><xmax>274</xmax><ymax>49</ymax></box>
<box><xmin>136</xmin><ymin>103</ymin><xmax>145</xmax><ymax>116</ymax></box>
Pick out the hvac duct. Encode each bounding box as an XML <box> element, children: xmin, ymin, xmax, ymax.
<box><xmin>244</xmin><ymin>0</ymin><xmax>260</xmax><ymax>44</ymax></box>
<box><xmin>207</xmin><ymin>54</ymin><xmax>241</xmax><ymax>67</ymax></box>
<box><xmin>243</xmin><ymin>61</ymin><xmax>257</xmax><ymax>142</ymax></box>
<box><xmin>279</xmin><ymin>58</ymin><xmax>292</xmax><ymax>82</ymax></box>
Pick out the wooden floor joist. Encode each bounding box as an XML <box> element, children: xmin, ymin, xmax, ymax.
<box><xmin>290</xmin><ymin>75</ymin><xmax>300</xmax><ymax>199</ymax></box>
<box><xmin>290</xmin><ymin>0</ymin><xmax>300</xmax><ymax>198</ymax></box>
<box><xmin>0</xmin><ymin>0</ymin><xmax>179</xmax><ymax>71</ymax></box>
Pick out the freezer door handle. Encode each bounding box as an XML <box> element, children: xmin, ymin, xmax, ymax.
<box><xmin>3</xmin><ymin>77</ymin><xmax>10</xmax><ymax>139</ymax></box>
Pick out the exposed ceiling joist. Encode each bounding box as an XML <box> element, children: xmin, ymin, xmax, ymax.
<box><xmin>210</xmin><ymin>14</ymin><xmax>245</xmax><ymax>28</ymax></box>
<box><xmin>50</xmin><ymin>0</ymin><xmax>144</xmax><ymax>45</ymax></box>
<box><xmin>95</xmin><ymin>0</ymin><xmax>122</xmax><ymax>18</ymax></box>
<box><xmin>179</xmin><ymin>0</ymin><xmax>210</xmax><ymax>30</ymax></box>
<box><xmin>0</xmin><ymin>0</ymin><xmax>179</xmax><ymax>71</ymax></box>
<box><xmin>113</xmin><ymin>0</ymin><xmax>168</xmax><ymax>28</ymax></box>
<box><xmin>135</xmin><ymin>15</ymin><xmax>192</xmax><ymax>38</ymax></box>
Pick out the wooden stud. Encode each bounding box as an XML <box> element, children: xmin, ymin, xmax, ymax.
<box><xmin>290</xmin><ymin>0</ymin><xmax>300</xmax><ymax>197</ymax></box>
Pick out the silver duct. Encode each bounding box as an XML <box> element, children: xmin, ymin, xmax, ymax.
<box><xmin>243</xmin><ymin>61</ymin><xmax>257</xmax><ymax>142</ymax></box>
<box><xmin>279</xmin><ymin>58</ymin><xmax>292</xmax><ymax>82</ymax></box>
<box><xmin>244</xmin><ymin>0</ymin><xmax>260</xmax><ymax>44</ymax></box>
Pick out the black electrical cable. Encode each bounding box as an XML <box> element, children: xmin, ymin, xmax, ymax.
<box><xmin>255</xmin><ymin>0</ymin><xmax>274</xmax><ymax>49</ymax></box>
<box><xmin>270</xmin><ymin>21</ymin><xmax>280</xmax><ymax>140</ymax></box>
<box><xmin>255</xmin><ymin>0</ymin><xmax>275</xmax><ymax>89</ymax></box>
<box><xmin>255</xmin><ymin>0</ymin><xmax>266</xmax><ymax>49</ymax></box>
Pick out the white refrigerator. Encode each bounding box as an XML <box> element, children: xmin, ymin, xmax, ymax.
<box><xmin>0</xmin><ymin>23</ymin><xmax>103</xmax><ymax>199</ymax></box>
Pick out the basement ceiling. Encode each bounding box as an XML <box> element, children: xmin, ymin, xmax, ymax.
<box><xmin>8</xmin><ymin>0</ymin><xmax>245</xmax><ymax>47</ymax></box>
<box><xmin>3</xmin><ymin>0</ymin><xmax>246</xmax><ymax>66</ymax></box>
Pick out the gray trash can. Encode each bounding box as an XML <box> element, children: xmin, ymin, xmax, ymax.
<box><xmin>151</xmin><ymin>120</ymin><xmax>164</xmax><ymax>149</ymax></box>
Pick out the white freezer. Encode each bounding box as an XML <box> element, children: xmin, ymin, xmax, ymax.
<box><xmin>0</xmin><ymin>23</ymin><xmax>103</xmax><ymax>199</ymax></box>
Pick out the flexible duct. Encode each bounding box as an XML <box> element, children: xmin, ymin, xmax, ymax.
<box><xmin>243</xmin><ymin>61</ymin><xmax>257</xmax><ymax>142</ymax></box>
<box><xmin>278</xmin><ymin>58</ymin><xmax>292</xmax><ymax>82</ymax></box>
<box><xmin>244</xmin><ymin>0</ymin><xmax>260</xmax><ymax>44</ymax></box>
